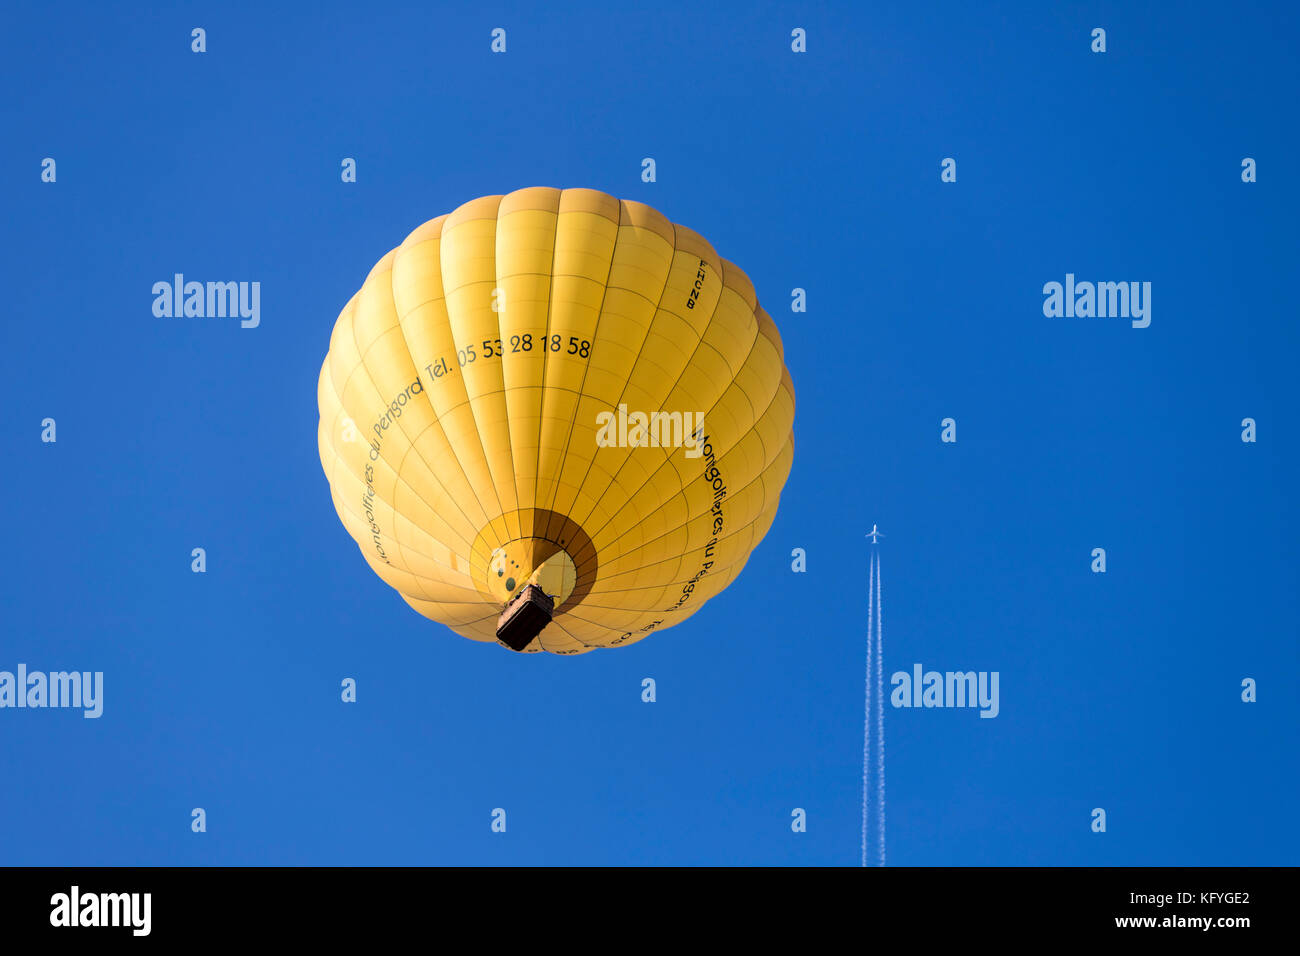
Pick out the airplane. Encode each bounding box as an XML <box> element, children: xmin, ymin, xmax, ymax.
<box><xmin>866</xmin><ymin>524</ymin><xmax>885</xmax><ymax>544</ymax></box>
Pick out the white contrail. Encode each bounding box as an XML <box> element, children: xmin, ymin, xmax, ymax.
<box><xmin>875</xmin><ymin>554</ymin><xmax>886</xmax><ymax>866</ymax></box>
<box><xmin>861</xmin><ymin>551</ymin><xmax>875</xmax><ymax>867</ymax></box>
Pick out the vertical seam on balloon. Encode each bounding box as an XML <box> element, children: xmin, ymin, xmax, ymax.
<box><xmin>374</xmin><ymin>252</ymin><xmax>490</xmax><ymax>563</ymax></box>
<box><xmin>526</xmin><ymin>192</ymin><xmax>564</xmax><ymax>551</ymax></box>
<box><xmin>560</xmin><ymin>218</ymin><xmax>691</xmax><ymax>532</ymax></box>
<box><xmin>347</xmin><ymin>236</ymin><xmax>500</xmax><ymax>596</ymax></box>
<box><xmin>583</xmin><ymin>282</ymin><xmax>765</xmax><ymax>557</ymax></box>
<box><xmin>329</xmin><ymin>295</ymin><xmax>443</xmax><ymax>600</ymax></box>
<box><xmin>585</xmin><ymin>385</ymin><xmax>790</xmax><ymax>600</ymax></box>
<box><xmin>386</xmin><ymin>270</ymin><xmax>502</xmax><ymax>555</ymax></box>
<box><xmin>591</xmin><ymin>319</ymin><xmax>767</xmax><ymax>552</ymax></box>
<box><xmin>564</xmin><ymin>532</ymin><xmax>760</xmax><ymax>615</ymax></box>
<box><xmin>535</xmin><ymin>211</ymin><xmax>681</xmax><ymax>640</ymax></box>
<box><xmin>576</xmin><ymin>441</ymin><xmax>792</xmax><ymax>610</ymax></box>
<box><xmin>598</xmin><ymin>317</ymin><xmax>793</xmax><ymax>555</ymax></box>
<box><xmin>400</xmin><ymin>212</ymin><xmax>509</xmax><ymax>556</ymax></box>
<box><xmin>447</xmin><ymin>202</ymin><xmax>512</xmax><ymax>539</ymax></box>
<box><xmin>385</xmin><ymin>222</ymin><xmax>598</xmax><ymax>636</ymax></box>
<box><xmin>323</xmin><ymin>435</ymin><xmax>483</xmax><ymax>600</ymax></box>
<box><xmin>335</xmin><ymin>287</ymin><xmax>436</xmax><ymax>598</ymax></box>
<box><xmin>377</xmin><ymin>213</ymin><xmax>507</xmax><ymax>541</ymax></box>
<box><xmin>368</xmin><ymin>252</ymin><xmax>493</xmax><ymax>589</ymax></box>
<box><xmin>533</xmin><ymin>201</ymin><xmax>644</xmax><ymax>530</ymax></box>
<box><xmin>535</xmin><ymin>197</ymin><xmax>644</xmax><ymax>537</ymax></box>
<box><xmin>353</xmin><ymin>280</ymin><xmax>470</xmax><ymax>600</ymax></box>
<box><xmin>481</xmin><ymin>198</ymin><xmax>524</xmax><ymax>545</ymax></box>
<box><xmin>511</xmin><ymin>191</ymin><xmax>595</xmax><ymax>653</ymax></box>
<box><xmin>572</xmin><ymin>255</ymin><xmax>739</xmax><ymax>553</ymax></box>
<box><xmin>381</xmin><ymin>284</ymin><xmax>492</xmax><ymax>555</ymax></box>
<box><xmin>562</xmin><ymin>236</ymin><xmax>768</xmax><ymax>631</ymax></box>
<box><xmin>349</xmin><ymin>268</ymin><xmax>443</xmax><ymax>594</ymax></box>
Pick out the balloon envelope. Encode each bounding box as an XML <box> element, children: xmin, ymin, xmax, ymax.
<box><xmin>318</xmin><ymin>187</ymin><xmax>794</xmax><ymax>653</ymax></box>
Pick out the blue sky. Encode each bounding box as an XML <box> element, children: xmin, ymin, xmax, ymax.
<box><xmin>1</xmin><ymin>0</ymin><xmax>1296</xmax><ymax>865</ymax></box>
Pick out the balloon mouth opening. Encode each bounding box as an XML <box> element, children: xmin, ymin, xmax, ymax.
<box><xmin>472</xmin><ymin>508</ymin><xmax>599</xmax><ymax>652</ymax></box>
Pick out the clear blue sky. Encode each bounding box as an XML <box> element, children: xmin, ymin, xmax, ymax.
<box><xmin>2</xmin><ymin>1</ymin><xmax>1296</xmax><ymax>865</ymax></box>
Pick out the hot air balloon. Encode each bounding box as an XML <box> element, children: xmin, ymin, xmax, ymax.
<box><xmin>317</xmin><ymin>187</ymin><xmax>794</xmax><ymax>654</ymax></box>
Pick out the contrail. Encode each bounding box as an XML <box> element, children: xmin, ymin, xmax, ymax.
<box><xmin>861</xmin><ymin>551</ymin><xmax>875</xmax><ymax>867</ymax></box>
<box><xmin>875</xmin><ymin>553</ymin><xmax>886</xmax><ymax>866</ymax></box>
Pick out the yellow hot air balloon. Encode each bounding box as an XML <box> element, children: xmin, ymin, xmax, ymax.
<box><xmin>317</xmin><ymin>187</ymin><xmax>794</xmax><ymax>654</ymax></box>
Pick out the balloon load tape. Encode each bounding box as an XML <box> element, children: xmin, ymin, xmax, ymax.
<box><xmin>496</xmin><ymin>584</ymin><xmax>556</xmax><ymax>652</ymax></box>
